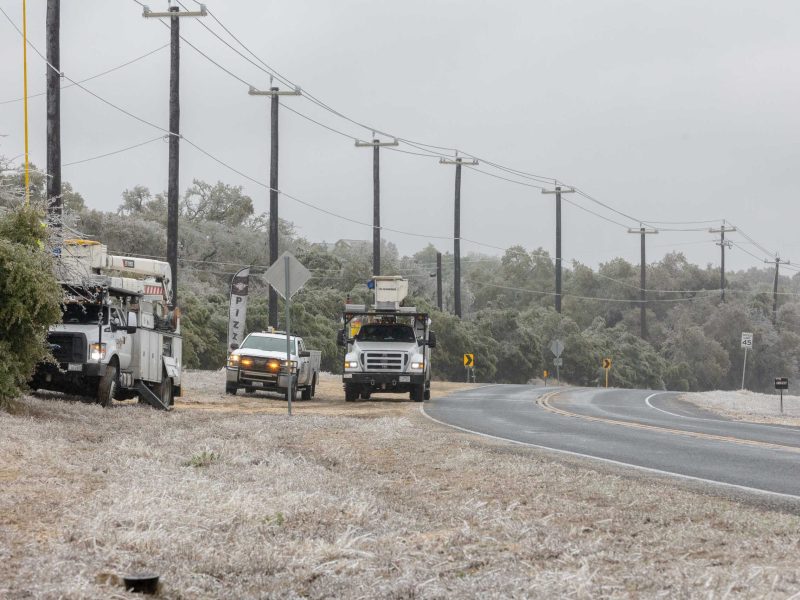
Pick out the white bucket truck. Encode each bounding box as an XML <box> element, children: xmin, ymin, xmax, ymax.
<box><xmin>338</xmin><ymin>276</ymin><xmax>436</xmax><ymax>402</ymax></box>
<box><xmin>31</xmin><ymin>240</ymin><xmax>181</xmax><ymax>410</ymax></box>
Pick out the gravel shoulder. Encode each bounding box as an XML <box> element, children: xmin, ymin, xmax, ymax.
<box><xmin>679</xmin><ymin>389</ymin><xmax>800</xmax><ymax>426</ymax></box>
<box><xmin>2</xmin><ymin>374</ymin><xmax>800</xmax><ymax>598</ymax></box>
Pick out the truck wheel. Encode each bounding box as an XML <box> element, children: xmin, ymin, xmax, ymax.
<box><xmin>411</xmin><ymin>384</ymin><xmax>425</xmax><ymax>403</ymax></box>
<box><xmin>97</xmin><ymin>365</ymin><xmax>117</xmax><ymax>408</ymax></box>
<box><xmin>311</xmin><ymin>376</ymin><xmax>317</xmax><ymax>398</ymax></box>
<box><xmin>301</xmin><ymin>385</ymin><xmax>312</xmax><ymax>400</ymax></box>
<box><xmin>226</xmin><ymin>384</ymin><xmax>237</xmax><ymax>396</ymax></box>
<box><xmin>160</xmin><ymin>374</ymin><xmax>174</xmax><ymax>408</ymax></box>
<box><xmin>344</xmin><ymin>384</ymin><xmax>359</xmax><ymax>402</ymax></box>
<box><xmin>360</xmin><ymin>391</ymin><xmax>371</xmax><ymax>400</ymax></box>
<box><xmin>424</xmin><ymin>388</ymin><xmax>431</xmax><ymax>401</ymax></box>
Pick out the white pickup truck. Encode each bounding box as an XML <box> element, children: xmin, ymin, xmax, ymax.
<box><xmin>225</xmin><ymin>330</ymin><xmax>321</xmax><ymax>399</ymax></box>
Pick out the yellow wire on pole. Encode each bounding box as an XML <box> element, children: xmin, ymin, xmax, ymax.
<box><xmin>22</xmin><ymin>0</ymin><xmax>30</xmax><ymax>205</ymax></box>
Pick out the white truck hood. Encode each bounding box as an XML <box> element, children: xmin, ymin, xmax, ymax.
<box><xmin>231</xmin><ymin>348</ymin><xmax>295</xmax><ymax>361</ymax></box>
<box><xmin>50</xmin><ymin>323</ymin><xmax>108</xmax><ymax>339</ymax></box>
<box><xmin>351</xmin><ymin>341</ymin><xmax>421</xmax><ymax>354</ymax></box>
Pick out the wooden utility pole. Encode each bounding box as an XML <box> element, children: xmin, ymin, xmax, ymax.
<box><xmin>764</xmin><ymin>256</ymin><xmax>790</xmax><ymax>325</ymax></box>
<box><xmin>143</xmin><ymin>3</ymin><xmax>206</xmax><ymax>305</ymax></box>
<box><xmin>46</xmin><ymin>0</ymin><xmax>61</xmax><ymax>245</ymax></box>
<box><xmin>355</xmin><ymin>137</ymin><xmax>398</xmax><ymax>277</ymax></box>
<box><xmin>440</xmin><ymin>156</ymin><xmax>478</xmax><ymax>318</ymax></box>
<box><xmin>628</xmin><ymin>226</ymin><xmax>658</xmax><ymax>338</ymax></box>
<box><xmin>436</xmin><ymin>251</ymin><xmax>443</xmax><ymax>310</ymax></box>
<box><xmin>249</xmin><ymin>84</ymin><xmax>301</xmax><ymax>328</ymax></box>
<box><xmin>542</xmin><ymin>185</ymin><xmax>575</xmax><ymax>313</ymax></box>
<box><xmin>709</xmin><ymin>224</ymin><xmax>736</xmax><ymax>301</ymax></box>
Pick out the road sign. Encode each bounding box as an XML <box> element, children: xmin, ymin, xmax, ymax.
<box><xmin>263</xmin><ymin>251</ymin><xmax>311</xmax><ymax>300</ymax></box>
<box><xmin>553</xmin><ymin>357</ymin><xmax>563</xmax><ymax>367</ymax></box>
<box><xmin>543</xmin><ymin>370</ymin><xmax>549</xmax><ymax>378</ymax></box>
<box><xmin>463</xmin><ymin>353</ymin><xmax>474</xmax><ymax>367</ymax></box>
<box><xmin>602</xmin><ymin>358</ymin><xmax>612</xmax><ymax>369</ymax></box>
<box><xmin>775</xmin><ymin>377</ymin><xmax>789</xmax><ymax>390</ymax></box>
<box><xmin>741</xmin><ymin>332</ymin><xmax>753</xmax><ymax>349</ymax></box>
<box><xmin>550</xmin><ymin>339</ymin><xmax>565</xmax><ymax>358</ymax></box>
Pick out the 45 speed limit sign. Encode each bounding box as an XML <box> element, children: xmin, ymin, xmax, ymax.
<box><xmin>741</xmin><ymin>332</ymin><xmax>753</xmax><ymax>348</ymax></box>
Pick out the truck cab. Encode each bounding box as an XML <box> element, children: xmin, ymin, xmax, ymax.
<box><xmin>338</xmin><ymin>277</ymin><xmax>436</xmax><ymax>402</ymax></box>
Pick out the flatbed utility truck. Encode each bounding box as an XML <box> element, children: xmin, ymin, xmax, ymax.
<box><xmin>31</xmin><ymin>239</ymin><xmax>181</xmax><ymax>410</ymax></box>
<box><xmin>338</xmin><ymin>276</ymin><xmax>436</xmax><ymax>402</ymax></box>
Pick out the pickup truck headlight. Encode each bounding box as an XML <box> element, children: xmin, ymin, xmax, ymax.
<box><xmin>344</xmin><ymin>360</ymin><xmax>359</xmax><ymax>369</ymax></box>
<box><xmin>227</xmin><ymin>354</ymin><xmax>240</xmax><ymax>368</ymax></box>
<box><xmin>410</xmin><ymin>361</ymin><xmax>425</xmax><ymax>370</ymax></box>
<box><xmin>281</xmin><ymin>360</ymin><xmax>298</xmax><ymax>372</ymax></box>
<box><xmin>90</xmin><ymin>343</ymin><xmax>107</xmax><ymax>361</ymax></box>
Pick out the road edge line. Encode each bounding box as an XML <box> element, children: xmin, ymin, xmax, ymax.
<box><xmin>419</xmin><ymin>401</ymin><xmax>800</xmax><ymax>503</ymax></box>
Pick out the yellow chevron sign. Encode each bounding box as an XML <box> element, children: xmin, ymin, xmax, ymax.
<box><xmin>464</xmin><ymin>353</ymin><xmax>474</xmax><ymax>367</ymax></box>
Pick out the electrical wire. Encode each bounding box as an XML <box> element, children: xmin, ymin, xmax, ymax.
<box><xmin>63</xmin><ymin>136</ymin><xmax>166</xmax><ymax>167</ymax></box>
<box><xmin>0</xmin><ymin>43</ymin><xmax>169</xmax><ymax>105</ymax></box>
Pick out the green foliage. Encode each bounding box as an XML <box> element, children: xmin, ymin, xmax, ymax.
<box><xmin>0</xmin><ymin>206</ymin><xmax>62</xmax><ymax>407</ymax></box>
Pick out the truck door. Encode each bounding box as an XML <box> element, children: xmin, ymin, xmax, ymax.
<box><xmin>297</xmin><ymin>339</ymin><xmax>309</xmax><ymax>384</ymax></box>
<box><xmin>112</xmin><ymin>308</ymin><xmax>132</xmax><ymax>369</ymax></box>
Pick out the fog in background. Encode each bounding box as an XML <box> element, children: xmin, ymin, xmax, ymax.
<box><xmin>1</xmin><ymin>1</ymin><xmax>798</xmax><ymax>270</ymax></box>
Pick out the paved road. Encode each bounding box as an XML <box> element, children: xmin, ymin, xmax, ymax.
<box><xmin>423</xmin><ymin>385</ymin><xmax>800</xmax><ymax>500</ymax></box>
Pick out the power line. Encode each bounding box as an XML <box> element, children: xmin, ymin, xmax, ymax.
<box><xmin>63</xmin><ymin>135</ymin><xmax>165</xmax><ymax>167</ymax></box>
<box><xmin>0</xmin><ymin>43</ymin><xmax>169</xmax><ymax>105</ymax></box>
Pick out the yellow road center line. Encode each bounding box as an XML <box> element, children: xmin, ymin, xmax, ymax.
<box><xmin>537</xmin><ymin>392</ymin><xmax>800</xmax><ymax>454</ymax></box>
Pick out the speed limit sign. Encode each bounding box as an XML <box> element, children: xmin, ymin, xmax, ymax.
<box><xmin>741</xmin><ymin>332</ymin><xmax>753</xmax><ymax>349</ymax></box>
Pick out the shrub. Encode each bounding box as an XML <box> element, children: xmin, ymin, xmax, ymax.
<box><xmin>0</xmin><ymin>206</ymin><xmax>62</xmax><ymax>408</ymax></box>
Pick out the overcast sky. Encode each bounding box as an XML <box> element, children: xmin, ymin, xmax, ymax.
<box><xmin>1</xmin><ymin>1</ymin><xmax>799</xmax><ymax>273</ymax></box>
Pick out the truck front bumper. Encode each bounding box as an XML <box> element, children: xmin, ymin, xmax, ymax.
<box><xmin>226</xmin><ymin>367</ymin><xmax>287</xmax><ymax>392</ymax></box>
<box><xmin>342</xmin><ymin>372</ymin><xmax>425</xmax><ymax>392</ymax></box>
<box><xmin>31</xmin><ymin>361</ymin><xmax>108</xmax><ymax>394</ymax></box>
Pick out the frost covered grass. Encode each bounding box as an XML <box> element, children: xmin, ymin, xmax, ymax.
<box><xmin>681</xmin><ymin>389</ymin><xmax>800</xmax><ymax>426</ymax></box>
<box><xmin>2</xmin><ymin>386</ymin><xmax>800</xmax><ymax>598</ymax></box>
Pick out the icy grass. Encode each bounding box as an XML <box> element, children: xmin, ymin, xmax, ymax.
<box><xmin>681</xmin><ymin>390</ymin><xmax>800</xmax><ymax>426</ymax></box>
<box><xmin>2</xmin><ymin>395</ymin><xmax>800</xmax><ymax>598</ymax></box>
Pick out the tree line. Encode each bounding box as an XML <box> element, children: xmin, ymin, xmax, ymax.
<box><xmin>3</xmin><ymin>163</ymin><xmax>800</xmax><ymax>398</ymax></box>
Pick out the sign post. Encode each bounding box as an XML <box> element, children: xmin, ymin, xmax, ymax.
<box><xmin>602</xmin><ymin>358</ymin><xmax>612</xmax><ymax>388</ymax></box>
<box><xmin>263</xmin><ymin>252</ymin><xmax>312</xmax><ymax>416</ymax></box>
<box><xmin>775</xmin><ymin>377</ymin><xmax>788</xmax><ymax>415</ymax></box>
<box><xmin>741</xmin><ymin>332</ymin><xmax>753</xmax><ymax>390</ymax></box>
<box><xmin>543</xmin><ymin>370</ymin><xmax>548</xmax><ymax>385</ymax></box>
<box><xmin>550</xmin><ymin>339</ymin><xmax>564</xmax><ymax>382</ymax></box>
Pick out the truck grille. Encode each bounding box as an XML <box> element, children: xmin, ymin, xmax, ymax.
<box><xmin>362</xmin><ymin>352</ymin><xmax>407</xmax><ymax>372</ymax></box>
<box><xmin>47</xmin><ymin>332</ymin><xmax>87</xmax><ymax>364</ymax></box>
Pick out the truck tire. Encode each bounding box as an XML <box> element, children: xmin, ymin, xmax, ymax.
<box><xmin>226</xmin><ymin>384</ymin><xmax>237</xmax><ymax>396</ymax></box>
<box><xmin>160</xmin><ymin>373</ymin><xmax>174</xmax><ymax>408</ymax></box>
<box><xmin>97</xmin><ymin>365</ymin><xmax>117</xmax><ymax>408</ymax></box>
<box><xmin>410</xmin><ymin>384</ymin><xmax>425</xmax><ymax>403</ymax></box>
<box><xmin>345</xmin><ymin>384</ymin><xmax>359</xmax><ymax>402</ymax></box>
<box><xmin>301</xmin><ymin>385</ymin><xmax>312</xmax><ymax>400</ymax></box>
<box><xmin>424</xmin><ymin>388</ymin><xmax>431</xmax><ymax>401</ymax></box>
<box><xmin>360</xmin><ymin>391</ymin><xmax>371</xmax><ymax>400</ymax></box>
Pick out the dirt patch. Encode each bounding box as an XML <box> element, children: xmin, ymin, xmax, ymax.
<box><xmin>2</xmin><ymin>375</ymin><xmax>800</xmax><ymax>598</ymax></box>
<box><xmin>177</xmin><ymin>370</ymin><xmax>477</xmax><ymax>418</ymax></box>
<box><xmin>680</xmin><ymin>389</ymin><xmax>800</xmax><ymax>426</ymax></box>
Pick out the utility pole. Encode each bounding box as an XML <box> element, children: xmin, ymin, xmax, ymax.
<box><xmin>709</xmin><ymin>224</ymin><xmax>736</xmax><ymax>301</ymax></box>
<box><xmin>143</xmin><ymin>3</ymin><xmax>206</xmax><ymax>306</ymax></box>
<box><xmin>355</xmin><ymin>136</ymin><xmax>398</xmax><ymax>277</ymax></box>
<box><xmin>249</xmin><ymin>83</ymin><xmax>301</xmax><ymax>328</ymax></box>
<box><xmin>627</xmin><ymin>226</ymin><xmax>658</xmax><ymax>338</ymax></box>
<box><xmin>764</xmin><ymin>256</ymin><xmax>790</xmax><ymax>325</ymax></box>
<box><xmin>436</xmin><ymin>251</ymin><xmax>443</xmax><ymax>310</ymax></box>
<box><xmin>46</xmin><ymin>0</ymin><xmax>61</xmax><ymax>252</ymax></box>
<box><xmin>440</xmin><ymin>155</ymin><xmax>478</xmax><ymax>318</ymax></box>
<box><xmin>542</xmin><ymin>185</ymin><xmax>575</xmax><ymax>313</ymax></box>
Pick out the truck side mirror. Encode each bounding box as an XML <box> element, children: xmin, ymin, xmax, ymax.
<box><xmin>230</xmin><ymin>342</ymin><xmax>239</xmax><ymax>351</ymax></box>
<box><xmin>427</xmin><ymin>331</ymin><xmax>437</xmax><ymax>348</ymax></box>
<box><xmin>126</xmin><ymin>312</ymin><xmax>138</xmax><ymax>334</ymax></box>
<box><xmin>336</xmin><ymin>329</ymin><xmax>346</xmax><ymax>346</ymax></box>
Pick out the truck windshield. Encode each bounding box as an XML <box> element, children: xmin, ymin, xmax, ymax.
<box><xmin>62</xmin><ymin>304</ymin><xmax>107</xmax><ymax>325</ymax></box>
<box><xmin>240</xmin><ymin>336</ymin><xmax>296</xmax><ymax>354</ymax></box>
<box><xmin>356</xmin><ymin>323</ymin><xmax>416</xmax><ymax>343</ymax></box>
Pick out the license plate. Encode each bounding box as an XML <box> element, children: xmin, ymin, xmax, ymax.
<box><xmin>342</xmin><ymin>374</ymin><xmax>352</xmax><ymax>379</ymax></box>
<box><xmin>251</xmin><ymin>381</ymin><xmax>263</xmax><ymax>387</ymax></box>
<box><xmin>399</xmin><ymin>375</ymin><xmax>410</xmax><ymax>383</ymax></box>
<box><xmin>68</xmin><ymin>363</ymin><xmax>82</xmax><ymax>372</ymax></box>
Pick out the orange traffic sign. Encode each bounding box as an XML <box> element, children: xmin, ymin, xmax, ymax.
<box><xmin>464</xmin><ymin>353</ymin><xmax>474</xmax><ymax>367</ymax></box>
